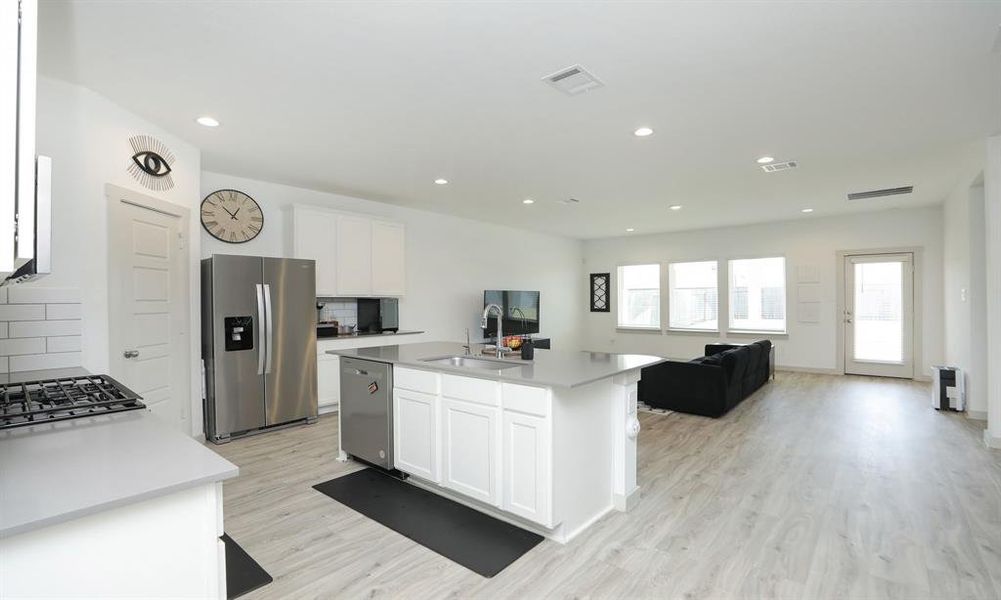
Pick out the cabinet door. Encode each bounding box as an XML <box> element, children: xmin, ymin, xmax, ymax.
<box><xmin>335</xmin><ymin>215</ymin><xmax>372</xmax><ymax>296</ymax></box>
<box><xmin>501</xmin><ymin>411</ymin><xmax>552</xmax><ymax>526</ymax></box>
<box><xmin>0</xmin><ymin>0</ymin><xmax>25</xmax><ymax>273</ymax></box>
<box><xmin>393</xmin><ymin>388</ymin><xmax>438</xmax><ymax>482</ymax></box>
<box><xmin>371</xmin><ymin>221</ymin><xmax>405</xmax><ymax>296</ymax></box>
<box><xmin>293</xmin><ymin>208</ymin><xmax>338</xmax><ymax>296</ymax></box>
<box><xmin>441</xmin><ymin>398</ymin><xmax>500</xmax><ymax>506</ymax></box>
<box><xmin>317</xmin><ymin>353</ymin><xmax>339</xmax><ymax>409</ymax></box>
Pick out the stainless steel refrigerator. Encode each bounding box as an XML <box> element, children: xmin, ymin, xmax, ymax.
<box><xmin>202</xmin><ymin>255</ymin><xmax>318</xmax><ymax>444</ymax></box>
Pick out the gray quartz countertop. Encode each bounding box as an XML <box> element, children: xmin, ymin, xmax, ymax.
<box><xmin>326</xmin><ymin>341</ymin><xmax>665</xmax><ymax>388</ymax></box>
<box><xmin>317</xmin><ymin>330</ymin><xmax>424</xmax><ymax>341</ymax></box>
<box><xmin>0</xmin><ymin>404</ymin><xmax>238</xmax><ymax>538</ymax></box>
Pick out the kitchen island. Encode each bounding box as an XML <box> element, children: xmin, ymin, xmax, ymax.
<box><xmin>0</xmin><ymin>370</ymin><xmax>238</xmax><ymax>599</ymax></box>
<box><xmin>327</xmin><ymin>342</ymin><xmax>664</xmax><ymax>543</ymax></box>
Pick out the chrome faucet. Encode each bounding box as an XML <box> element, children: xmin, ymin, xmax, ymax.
<box><xmin>481</xmin><ymin>303</ymin><xmax>510</xmax><ymax>356</ymax></box>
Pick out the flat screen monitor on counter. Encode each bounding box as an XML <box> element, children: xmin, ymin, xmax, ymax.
<box><xmin>483</xmin><ymin>290</ymin><xmax>540</xmax><ymax>337</ymax></box>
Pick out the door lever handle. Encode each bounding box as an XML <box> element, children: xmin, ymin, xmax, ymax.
<box><xmin>123</xmin><ymin>350</ymin><xmax>139</xmax><ymax>359</ymax></box>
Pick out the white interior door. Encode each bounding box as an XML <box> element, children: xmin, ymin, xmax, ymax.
<box><xmin>844</xmin><ymin>253</ymin><xmax>914</xmax><ymax>378</ymax></box>
<box><xmin>108</xmin><ymin>185</ymin><xmax>190</xmax><ymax>432</ymax></box>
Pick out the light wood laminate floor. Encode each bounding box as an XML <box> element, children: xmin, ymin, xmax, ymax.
<box><xmin>210</xmin><ymin>373</ymin><xmax>1001</xmax><ymax>599</ymax></box>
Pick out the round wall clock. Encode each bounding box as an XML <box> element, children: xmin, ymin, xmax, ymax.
<box><xmin>201</xmin><ymin>189</ymin><xmax>264</xmax><ymax>243</ymax></box>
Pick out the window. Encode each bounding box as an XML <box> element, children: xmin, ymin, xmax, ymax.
<box><xmin>617</xmin><ymin>264</ymin><xmax>660</xmax><ymax>328</ymax></box>
<box><xmin>728</xmin><ymin>257</ymin><xmax>786</xmax><ymax>332</ymax></box>
<box><xmin>668</xmin><ymin>261</ymin><xmax>718</xmax><ymax>330</ymax></box>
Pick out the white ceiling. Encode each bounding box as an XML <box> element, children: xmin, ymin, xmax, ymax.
<box><xmin>39</xmin><ymin>1</ymin><xmax>1001</xmax><ymax>239</ymax></box>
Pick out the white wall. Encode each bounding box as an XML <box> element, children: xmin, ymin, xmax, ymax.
<box><xmin>200</xmin><ymin>171</ymin><xmax>585</xmax><ymax>349</ymax></box>
<box><xmin>34</xmin><ymin>77</ymin><xmax>204</xmax><ymax>436</ymax></box>
<box><xmin>984</xmin><ymin>135</ymin><xmax>1001</xmax><ymax>448</ymax></box>
<box><xmin>943</xmin><ymin>173</ymin><xmax>988</xmax><ymax>418</ymax></box>
<box><xmin>582</xmin><ymin>208</ymin><xmax>945</xmax><ymax>376</ymax></box>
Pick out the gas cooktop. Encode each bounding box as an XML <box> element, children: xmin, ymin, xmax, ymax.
<box><xmin>0</xmin><ymin>374</ymin><xmax>145</xmax><ymax>430</ymax></box>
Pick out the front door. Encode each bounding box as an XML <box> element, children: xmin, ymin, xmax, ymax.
<box><xmin>107</xmin><ymin>185</ymin><xmax>191</xmax><ymax>432</ymax></box>
<box><xmin>844</xmin><ymin>253</ymin><xmax>914</xmax><ymax>378</ymax></box>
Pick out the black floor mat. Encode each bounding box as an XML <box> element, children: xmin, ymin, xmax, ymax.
<box><xmin>221</xmin><ymin>533</ymin><xmax>273</xmax><ymax>599</ymax></box>
<box><xmin>313</xmin><ymin>468</ymin><xmax>544</xmax><ymax>577</ymax></box>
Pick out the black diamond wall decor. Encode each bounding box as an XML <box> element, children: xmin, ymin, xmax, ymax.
<box><xmin>590</xmin><ymin>272</ymin><xmax>610</xmax><ymax>312</ymax></box>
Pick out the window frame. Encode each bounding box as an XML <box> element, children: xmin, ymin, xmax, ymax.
<box><xmin>666</xmin><ymin>259</ymin><xmax>720</xmax><ymax>333</ymax></box>
<box><xmin>726</xmin><ymin>255</ymin><xmax>788</xmax><ymax>334</ymax></box>
<box><xmin>615</xmin><ymin>263</ymin><xmax>662</xmax><ymax>331</ymax></box>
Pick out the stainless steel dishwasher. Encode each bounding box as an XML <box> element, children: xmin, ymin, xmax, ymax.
<box><xmin>340</xmin><ymin>357</ymin><xmax>394</xmax><ymax>469</ymax></box>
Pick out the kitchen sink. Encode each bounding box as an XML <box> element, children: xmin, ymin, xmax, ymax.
<box><xmin>419</xmin><ymin>355</ymin><xmax>523</xmax><ymax>370</ymax></box>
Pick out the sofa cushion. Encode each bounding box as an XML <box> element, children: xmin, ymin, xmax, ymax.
<box><xmin>702</xmin><ymin>353</ymin><xmax>723</xmax><ymax>366</ymax></box>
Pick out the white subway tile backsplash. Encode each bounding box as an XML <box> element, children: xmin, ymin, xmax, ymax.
<box><xmin>7</xmin><ymin>287</ymin><xmax>81</xmax><ymax>304</ymax></box>
<box><xmin>9</xmin><ymin>319</ymin><xmax>82</xmax><ymax>338</ymax></box>
<box><xmin>0</xmin><ymin>288</ymin><xmax>84</xmax><ymax>374</ymax></box>
<box><xmin>46</xmin><ymin>304</ymin><xmax>82</xmax><ymax>320</ymax></box>
<box><xmin>10</xmin><ymin>352</ymin><xmax>83</xmax><ymax>372</ymax></box>
<box><xmin>46</xmin><ymin>336</ymin><xmax>82</xmax><ymax>353</ymax></box>
<box><xmin>0</xmin><ymin>304</ymin><xmax>45</xmax><ymax>321</ymax></box>
<box><xmin>0</xmin><ymin>337</ymin><xmax>46</xmax><ymax>357</ymax></box>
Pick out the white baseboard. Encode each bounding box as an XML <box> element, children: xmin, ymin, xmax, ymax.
<box><xmin>612</xmin><ymin>485</ymin><xmax>640</xmax><ymax>512</ymax></box>
<box><xmin>967</xmin><ymin>410</ymin><xmax>988</xmax><ymax>421</ymax></box>
<box><xmin>318</xmin><ymin>404</ymin><xmax>338</xmax><ymax>416</ymax></box>
<box><xmin>775</xmin><ymin>366</ymin><xmax>842</xmax><ymax>376</ymax></box>
<box><xmin>985</xmin><ymin>430</ymin><xmax>1001</xmax><ymax>450</ymax></box>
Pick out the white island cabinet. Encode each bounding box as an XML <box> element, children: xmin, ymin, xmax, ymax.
<box><xmin>396</xmin><ymin>370</ymin><xmax>552</xmax><ymax>526</ymax></box>
<box><xmin>336</xmin><ymin>341</ymin><xmax>663</xmax><ymax>544</ymax></box>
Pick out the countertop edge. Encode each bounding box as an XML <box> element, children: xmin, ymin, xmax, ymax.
<box><xmin>0</xmin><ymin>464</ymin><xmax>239</xmax><ymax>539</ymax></box>
<box><xmin>326</xmin><ymin>347</ymin><xmax>666</xmax><ymax>388</ymax></box>
<box><xmin>318</xmin><ymin>330</ymin><xmax>424</xmax><ymax>342</ymax></box>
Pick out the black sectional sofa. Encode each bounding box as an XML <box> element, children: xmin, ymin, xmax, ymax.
<box><xmin>638</xmin><ymin>340</ymin><xmax>772</xmax><ymax>418</ymax></box>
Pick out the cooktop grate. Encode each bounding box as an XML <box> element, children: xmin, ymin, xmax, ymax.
<box><xmin>0</xmin><ymin>374</ymin><xmax>145</xmax><ymax>430</ymax></box>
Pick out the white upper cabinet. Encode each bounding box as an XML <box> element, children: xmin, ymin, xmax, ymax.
<box><xmin>2</xmin><ymin>0</ymin><xmax>37</xmax><ymax>275</ymax></box>
<box><xmin>335</xmin><ymin>215</ymin><xmax>372</xmax><ymax>296</ymax></box>
<box><xmin>291</xmin><ymin>206</ymin><xmax>338</xmax><ymax>296</ymax></box>
<box><xmin>370</xmin><ymin>220</ymin><xmax>406</xmax><ymax>296</ymax></box>
<box><xmin>289</xmin><ymin>205</ymin><xmax>405</xmax><ymax>297</ymax></box>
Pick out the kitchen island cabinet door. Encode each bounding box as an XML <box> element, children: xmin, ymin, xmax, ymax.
<box><xmin>440</xmin><ymin>397</ymin><xmax>500</xmax><ymax>506</ymax></box>
<box><xmin>393</xmin><ymin>388</ymin><xmax>438</xmax><ymax>482</ymax></box>
<box><xmin>501</xmin><ymin>410</ymin><xmax>553</xmax><ymax>526</ymax></box>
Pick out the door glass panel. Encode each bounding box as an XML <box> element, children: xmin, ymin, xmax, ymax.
<box><xmin>853</xmin><ymin>261</ymin><xmax>903</xmax><ymax>362</ymax></box>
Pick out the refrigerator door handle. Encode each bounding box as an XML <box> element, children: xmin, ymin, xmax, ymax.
<box><xmin>264</xmin><ymin>283</ymin><xmax>274</xmax><ymax>374</ymax></box>
<box><xmin>256</xmin><ymin>283</ymin><xmax>266</xmax><ymax>375</ymax></box>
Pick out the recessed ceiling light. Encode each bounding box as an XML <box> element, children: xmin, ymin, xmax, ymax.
<box><xmin>801</xmin><ymin>208</ymin><xmax>814</xmax><ymax>213</ymax></box>
<box><xmin>668</xmin><ymin>204</ymin><xmax>682</xmax><ymax>211</ymax></box>
<box><xmin>433</xmin><ymin>178</ymin><xmax>448</xmax><ymax>185</ymax></box>
<box><xmin>756</xmin><ymin>156</ymin><xmax>774</xmax><ymax>164</ymax></box>
<box><xmin>196</xmin><ymin>116</ymin><xmax>220</xmax><ymax>127</ymax></box>
<box><xmin>626</xmin><ymin>228</ymin><xmax>635</xmax><ymax>232</ymax></box>
<box><xmin>633</xmin><ymin>127</ymin><xmax>654</xmax><ymax>137</ymax></box>
<box><xmin>522</xmin><ymin>198</ymin><xmax>535</xmax><ymax>205</ymax></box>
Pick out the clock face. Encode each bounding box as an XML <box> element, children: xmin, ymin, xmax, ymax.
<box><xmin>201</xmin><ymin>189</ymin><xmax>264</xmax><ymax>243</ymax></box>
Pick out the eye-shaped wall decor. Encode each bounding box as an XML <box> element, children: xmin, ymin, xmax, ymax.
<box><xmin>127</xmin><ymin>134</ymin><xmax>176</xmax><ymax>191</ymax></box>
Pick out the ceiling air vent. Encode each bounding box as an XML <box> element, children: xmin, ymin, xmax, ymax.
<box><xmin>847</xmin><ymin>186</ymin><xmax>914</xmax><ymax>201</ymax></box>
<box><xmin>557</xmin><ymin>197</ymin><xmax>581</xmax><ymax>205</ymax></box>
<box><xmin>760</xmin><ymin>160</ymin><xmax>798</xmax><ymax>173</ymax></box>
<box><xmin>543</xmin><ymin>65</ymin><xmax>603</xmax><ymax>96</ymax></box>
